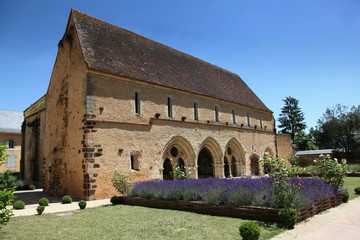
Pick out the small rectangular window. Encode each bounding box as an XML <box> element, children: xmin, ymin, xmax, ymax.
<box><xmin>194</xmin><ymin>102</ymin><xmax>199</xmax><ymax>121</ymax></box>
<box><xmin>134</xmin><ymin>92</ymin><xmax>140</xmax><ymax>115</ymax></box>
<box><xmin>7</xmin><ymin>156</ymin><xmax>16</xmax><ymax>168</ymax></box>
<box><xmin>167</xmin><ymin>97</ymin><xmax>173</xmax><ymax>118</ymax></box>
<box><xmin>232</xmin><ymin>109</ymin><xmax>236</xmax><ymax>124</ymax></box>
<box><xmin>215</xmin><ymin>106</ymin><xmax>220</xmax><ymax>123</ymax></box>
<box><xmin>4</xmin><ymin>140</ymin><xmax>14</xmax><ymax>149</ymax></box>
<box><xmin>247</xmin><ymin>114</ymin><xmax>251</xmax><ymax>127</ymax></box>
<box><xmin>259</xmin><ymin>116</ymin><xmax>263</xmax><ymax>129</ymax></box>
<box><xmin>131</xmin><ymin>155</ymin><xmax>139</xmax><ymax>171</ymax></box>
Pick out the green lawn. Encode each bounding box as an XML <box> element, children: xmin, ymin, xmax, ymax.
<box><xmin>344</xmin><ymin>177</ymin><xmax>360</xmax><ymax>200</ymax></box>
<box><xmin>1</xmin><ymin>205</ymin><xmax>284</xmax><ymax>240</ymax></box>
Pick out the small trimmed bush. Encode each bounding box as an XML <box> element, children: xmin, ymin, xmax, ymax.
<box><xmin>110</xmin><ymin>196</ymin><xmax>122</xmax><ymax>205</ymax></box>
<box><xmin>354</xmin><ymin>187</ymin><xmax>360</xmax><ymax>195</ymax></box>
<box><xmin>39</xmin><ymin>197</ymin><xmax>49</xmax><ymax>206</ymax></box>
<box><xmin>62</xmin><ymin>195</ymin><xmax>72</xmax><ymax>204</ymax></box>
<box><xmin>36</xmin><ymin>205</ymin><xmax>45</xmax><ymax>215</ymax></box>
<box><xmin>239</xmin><ymin>221</ymin><xmax>260</xmax><ymax>240</ymax></box>
<box><xmin>278</xmin><ymin>208</ymin><xmax>297</xmax><ymax>229</ymax></box>
<box><xmin>78</xmin><ymin>200</ymin><xmax>87</xmax><ymax>209</ymax></box>
<box><xmin>342</xmin><ymin>191</ymin><xmax>350</xmax><ymax>203</ymax></box>
<box><xmin>13</xmin><ymin>200</ymin><xmax>25</xmax><ymax>210</ymax></box>
<box><xmin>29</xmin><ymin>185</ymin><xmax>36</xmax><ymax>190</ymax></box>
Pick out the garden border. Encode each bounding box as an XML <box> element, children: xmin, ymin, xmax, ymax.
<box><xmin>118</xmin><ymin>195</ymin><xmax>344</xmax><ymax>224</ymax></box>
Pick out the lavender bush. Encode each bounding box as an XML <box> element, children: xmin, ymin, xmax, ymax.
<box><xmin>129</xmin><ymin>177</ymin><xmax>336</xmax><ymax>209</ymax></box>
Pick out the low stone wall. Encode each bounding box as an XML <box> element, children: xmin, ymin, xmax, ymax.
<box><xmin>119</xmin><ymin>195</ymin><xmax>344</xmax><ymax>224</ymax></box>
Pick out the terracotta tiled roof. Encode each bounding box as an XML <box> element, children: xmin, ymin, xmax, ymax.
<box><xmin>71</xmin><ymin>10</ymin><xmax>271</xmax><ymax>112</ymax></box>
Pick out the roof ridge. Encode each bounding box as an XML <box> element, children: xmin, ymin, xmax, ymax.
<box><xmin>70</xmin><ymin>9</ymin><xmax>240</xmax><ymax>79</ymax></box>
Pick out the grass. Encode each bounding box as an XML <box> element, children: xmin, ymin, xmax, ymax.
<box><xmin>1</xmin><ymin>205</ymin><xmax>284</xmax><ymax>240</ymax></box>
<box><xmin>347</xmin><ymin>164</ymin><xmax>360</xmax><ymax>173</ymax></box>
<box><xmin>304</xmin><ymin>164</ymin><xmax>360</xmax><ymax>173</ymax></box>
<box><xmin>343</xmin><ymin>177</ymin><xmax>360</xmax><ymax>200</ymax></box>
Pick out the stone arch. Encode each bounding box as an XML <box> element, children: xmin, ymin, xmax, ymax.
<box><xmin>264</xmin><ymin>147</ymin><xmax>275</xmax><ymax>157</ymax></box>
<box><xmin>250</xmin><ymin>153</ymin><xmax>260</xmax><ymax>176</ymax></box>
<box><xmin>161</xmin><ymin>136</ymin><xmax>196</xmax><ymax>179</ymax></box>
<box><xmin>197</xmin><ymin>137</ymin><xmax>223</xmax><ymax>178</ymax></box>
<box><xmin>263</xmin><ymin>147</ymin><xmax>275</xmax><ymax>174</ymax></box>
<box><xmin>224</xmin><ymin>138</ymin><xmax>246</xmax><ymax>177</ymax></box>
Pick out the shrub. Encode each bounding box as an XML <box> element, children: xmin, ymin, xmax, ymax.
<box><xmin>260</xmin><ymin>154</ymin><xmax>303</xmax><ymax>208</ymax></box>
<box><xmin>0</xmin><ymin>170</ymin><xmax>23</xmax><ymax>189</ymax></box>
<box><xmin>313</xmin><ymin>154</ymin><xmax>347</xmax><ymax>191</ymax></box>
<box><xmin>0</xmin><ymin>187</ymin><xmax>15</xmax><ymax>226</ymax></box>
<box><xmin>36</xmin><ymin>205</ymin><xmax>45</xmax><ymax>215</ymax></box>
<box><xmin>62</xmin><ymin>195</ymin><xmax>72</xmax><ymax>204</ymax></box>
<box><xmin>78</xmin><ymin>200</ymin><xmax>87</xmax><ymax>209</ymax></box>
<box><xmin>13</xmin><ymin>200</ymin><xmax>25</xmax><ymax>210</ymax></box>
<box><xmin>342</xmin><ymin>191</ymin><xmax>349</xmax><ymax>203</ymax></box>
<box><xmin>29</xmin><ymin>185</ymin><xmax>36</xmax><ymax>190</ymax></box>
<box><xmin>239</xmin><ymin>221</ymin><xmax>260</xmax><ymax>240</ymax></box>
<box><xmin>38</xmin><ymin>197</ymin><xmax>49</xmax><ymax>206</ymax></box>
<box><xmin>278</xmin><ymin>208</ymin><xmax>297</xmax><ymax>229</ymax></box>
<box><xmin>110</xmin><ymin>196</ymin><xmax>122</xmax><ymax>205</ymax></box>
<box><xmin>354</xmin><ymin>187</ymin><xmax>360</xmax><ymax>195</ymax></box>
<box><xmin>111</xmin><ymin>171</ymin><xmax>131</xmax><ymax>195</ymax></box>
<box><xmin>171</xmin><ymin>165</ymin><xmax>187</xmax><ymax>180</ymax></box>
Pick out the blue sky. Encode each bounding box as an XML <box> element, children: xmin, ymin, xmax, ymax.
<box><xmin>0</xmin><ymin>0</ymin><xmax>359</xmax><ymax>129</ymax></box>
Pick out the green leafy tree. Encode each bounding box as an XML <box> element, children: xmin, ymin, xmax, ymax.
<box><xmin>312</xmin><ymin>104</ymin><xmax>360</xmax><ymax>161</ymax></box>
<box><xmin>0</xmin><ymin>144</ymin><xmax>7</xmax><ymax>166</ymax></box>
<box><xmin>278</xmin><ymin>96</ymin><xmax>306</xmax><ymax>142</ymax></box>
<box><xmin>294</xmin><ymin>131</ymin><xmax>318</xmax><ymax>151</ymax></box>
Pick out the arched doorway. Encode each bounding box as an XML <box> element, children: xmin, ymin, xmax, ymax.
<box><xmin>224</xmin><ymin>138</ymin><xmax>246</xmax><ymax>177</ymax></box>
<box><xmin>163</xmin><ymin>158</ymin><xmax>173</xmax><ymax>180</ymax></box>
<box><xmin>224</xmin><ymin>157</ymin><xmax>230</xmax><ymax>178</ymax></box>
<box><xmin>197</xmin><ymin>147</ymin><xmax>214</xmax><ymax>178</ymax></box>
<box><xmin>250</xmin><ymin>154</ymin><xmax>260</xmax><ymax>176</ymax></box>
<box><xmin>161</xmin><ymin>136</ymin><xmax>196</xmax><ymax>179</ymax></box>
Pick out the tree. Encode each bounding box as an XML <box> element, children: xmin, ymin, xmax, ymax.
<box><xmin>0</xmin><ymin>144</ymin><xmax>7</xmax><ymax>166</ymax></box>
<box><xmin>293</xmin><ymin>130</ymin><xmax>318</xmax><ymax>151</ymax></box>
<box><xmin>312</xmin><ymin>104</ymin><xmax>360</xmax><ymax>162</ymax></box>
<box><xmin>278</xmin><ymin>96</ymin><xmax>306</xmax><ymax>142</ymax></box>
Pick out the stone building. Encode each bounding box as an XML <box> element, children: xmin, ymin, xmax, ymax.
<box><xmin>24</xmin><ymin>10</ymin><xmax>278</xmax><ymax>200</ymax></box>
<box><xmin>0</xmin><ymin>110</ymin><xmax>23</xmax><ymax>173</ymax></box>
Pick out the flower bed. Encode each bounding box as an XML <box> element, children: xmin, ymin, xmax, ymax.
<box><xmin>129</xmin><ymin>177</ymin><xmax>335</xmax><ymax>209</ymax></box>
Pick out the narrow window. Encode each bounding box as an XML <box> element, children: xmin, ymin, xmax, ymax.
<box><xmin>247</xmin><ymin>114</ymin><xmax>251</xmax><ymax>127</ymax></box>
<box><xmin>4</xmin><ymin>140</ymin><xmax>14</xmax><ymax>149</ymax></box>
<box><xmin>194</xmin><ymin>102</ymin><xmax>199</xmax><ymax>121</ymax></box>
<box><xmin>167</xmin><ymin>97</ymin><xmax>173</xmax><ymax>118</ymax></box>
<box><xmin>7</xmin><ymin>156</ymin><xmax>16</xmax><ymax>168</ymax></box>
<box><xmin>131</xmin><ymin>155</ymin><xmax>139</xmax><ymax>171</ymax></box>
<box><xmin>232</xmin><ymin>109</ymin><xmax>236</xmax><ymax>124</ymax></box>
<box><xmin>215</xmin><ymin>106</ymin><xmax>219</xmax><ymax>123</ymax></box>
<box><xmin>134</xmin><ymin>92</ymin><xmax>140</xmax><ymax>115</ymax></box>
<box><xmin>259</xmin><ymin>116</ymin><xmax>263</xmax><ymax>129</ymax></box>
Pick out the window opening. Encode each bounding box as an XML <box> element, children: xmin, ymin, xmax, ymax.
<box><xmin>215</xmin><ymin>106</ymin><xmax>219</xmax><ymax>123</ymax></box>
<box><xmin>130</xmin><ymin>155</ymin><xmax>139</xmax><ymax>171</ymax></box>
<box><xmin>232</xmin><ymin>109</ymin><xmax>236</xmax><ymax>124</ymax></box>
<box><xmin>194</xmin><ymin>102</ymin><xmax>199</xmax><ymax>121</ymax></box>
<box><xmin>135</xmin><ymin>92</ymin><xmax>140</xmax><ymax>115</ymax></box>
<box><xmin>167</xmin><ymin>97</ymin><xmax>173</xmax><ymax>118</ymax></box>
